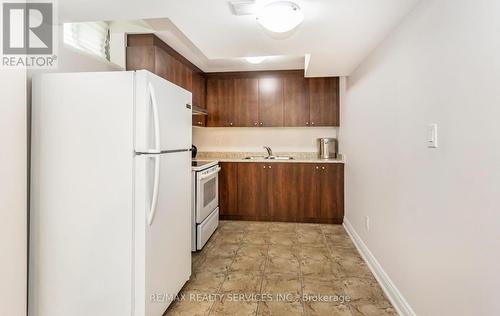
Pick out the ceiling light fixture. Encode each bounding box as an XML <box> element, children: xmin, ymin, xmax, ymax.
<box><xmin>256</xmin><ymin>1</ymin><xmax>304</xmax><ymax>33</ymax></box>
<box><xmin>244</xmin><ymin>56</ymin><xmax>267</xmax><ymax>64</ymax></box>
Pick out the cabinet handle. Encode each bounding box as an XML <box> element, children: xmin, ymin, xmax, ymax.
<box><xmin>315</xmin><ymin>166</ymin><xmax>320</xmax><ymax>170</ymax></box>
<box><xmin>229</xmin><ymin>122</ymin><xmax>234</xmax><ymax>126</ymax></box>
<box><xmin>321</xmin><ymin>166</ymin><xmax>326</xmax><ymax>170</ymax></box>
<box><xmin>263</xmin><ymin>166</ymin><xmax>266</xmax><ymax>169</ymax></box>
<box><xmin>311</xmin><ymin>122</ymin><xmax>315</xmax><ymax>126</ymax></box>
<box><xmin>268</xmin><ymin>165</ymin><xmax>272</xmax><ymax>169</ymax></box>
<box><xmin>197</xmin><ymin>121</ymin><xmax>203</xmax><ymax>125</ymax></box>
<box><xmin>306</xmin><ymin>122</ymin><xmax>309</xmax><ymax>126</ymax></box>
<box><xmin>259</xmin><ymin>122</ymin><xmax>263</xmax><ymax>126</ymax></box>
<box><xmin>254</xmin><ymin>122</ymin><xmax>258</xmax><ymax>126</ymax></box>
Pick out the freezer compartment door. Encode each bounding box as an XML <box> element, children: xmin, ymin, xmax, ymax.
<box><xmin>134</xmin><ymin>150</ymin><xmax>192</xmax><ymax>316</ymax></box>
<box><xmin>135</xmin><ymin>70</ymin><xmax>192</xmax><ymax>153</ymax></box>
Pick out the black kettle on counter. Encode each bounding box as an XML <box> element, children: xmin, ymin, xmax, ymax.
<box><xmin>191</xmin><ymin>145</ymin><xmax>197</xmax><ymax>159</ymax></box>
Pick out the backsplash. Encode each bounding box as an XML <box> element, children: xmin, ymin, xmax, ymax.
<box><xmin>192</xmin><ymin>127</ymin><xmax>338</xmax><ymax>152</ymax></box>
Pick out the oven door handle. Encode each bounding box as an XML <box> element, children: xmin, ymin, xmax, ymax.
<box><xmin>199</xmin><ymin>167</ymin><xmax>221</xmax><ymax>180</ymax></box>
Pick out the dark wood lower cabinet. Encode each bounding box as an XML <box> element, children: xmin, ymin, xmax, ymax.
<box><xmin>218</xmin><ymin>162</ymin><xmax>344</xmax><ymax>223</ymax></box>
<box><xmin>319</xmin><ymin>164</ymin><xmax>344</xmax><ymax>221</ymax></box>
<box><xmin>218</xmin><ymin>162</ymin><xmax>238</xmax><ymax>216</ymax></box>
<box><xmin>236</xmin><ymin>163</ymin><xmax>267</xmax><ymax>217</ymax></box>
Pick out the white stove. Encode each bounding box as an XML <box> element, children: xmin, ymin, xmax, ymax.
<box><xmin>191</xmin><ymin>160</ymin><xmax>218</xmax><ymax>171</ymax></box>
<box><xmin>191</xmin><ymin>160</ymin><xmax>220</xmax><ymax>251</ymax></box>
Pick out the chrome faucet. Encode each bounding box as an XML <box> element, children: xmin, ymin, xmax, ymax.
<box><xmin>263</xmin><ymin>146</ymin><xmax>273</xmax><ymax>158</ymax></box>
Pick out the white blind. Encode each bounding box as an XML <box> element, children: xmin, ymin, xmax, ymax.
<box><xmin>64</xmin><ymin>22</ymin><xmax>110</xmax><ymax>61</ymax></box>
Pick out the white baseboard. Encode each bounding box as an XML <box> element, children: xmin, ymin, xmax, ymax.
<box><xmin>343</xmin><ymin>218</ymin><xmax>416</xmax><ymax>316</ymax></box>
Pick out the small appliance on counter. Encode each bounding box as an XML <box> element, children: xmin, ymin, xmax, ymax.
<box><xmin>317</xmin><ymin>137</ymin><xmax>338</xmax><ymax>159</ymax></box>
<box><xmin>191</xmin><ymin>160</ymin><xmax>220</xmax><ymax>251</ymax></box>
<box><xmin>191</xmin><ymin>144</ymin><xmax>197</xmax><ymax>158</ymax></box>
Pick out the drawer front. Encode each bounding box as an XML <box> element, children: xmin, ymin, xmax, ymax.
<box><xmin>197</xmin><ymin>208</ymin><xmax>219</xmax><ymax>250</ymax></box>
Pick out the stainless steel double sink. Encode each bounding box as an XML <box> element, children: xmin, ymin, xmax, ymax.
<box><xmin>242</xmin><ymin>156</ymin><xmax>294</xmax><ymax>160</ymax></box>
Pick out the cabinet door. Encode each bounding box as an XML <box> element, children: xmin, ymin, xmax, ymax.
<box><xmin>308</xmin><ymin>77</ymin><xmax>339</xmax><ymax>126</ymax></box>
<box><xmin>199</xmin><ymin>75</ymin><xmax>206</xmax><ymax>108</ymax></box>
<box><xmin>207</xmin><ymin>78</ymin><xmax>235</xmax><ymax>127</ymax></box>
<box><xmin>219</xmin><ymin>78</ymin><xmax>235</xmax><ymax>126</ymax></box>
<box><xmin>319</xmin><ymin>164</ymin><xmax>344</xmax><ymax>222</ymax></box>
<box><xmin>268</xmin><ymin>163</ymin><xmax>300</xmax><ymax>221</ymax></box>
<box><xmin>191</xmin><ymin>72</ymin><xmax>205</xmax><ymax>108</ymax></box>
<box><xmin>219</xmin><ymin>163</ymin><xmax>238</xmax><ymax>216</ymax></box>
<box><xmin>126</xmin><ymin>46</ymin><xmax>156</xmax><ymax>73</ymax></box>
<box><xmin>181</xmin><ymin>63</ymin><xmax>193</xmax><ymax>91</ymax></box>
<box><xmin>206</xmin><ymin>78</ymin><xmax>219</xmax><ymax>126</ymax></box>
<box><xmin>168</xmin><ymin>58</ymin><xmax>192</xmax><ymax>91</ymax></box>
<box><xmin>259</xmin><ymin>77</ymin><xmax>284</xmax><ymax>127</ymax></box>
<box><xmin>284</xmin><ymin>75</ymin><xmax>308</xmax><ymax>127</ymax></box>
<box><xmin>237</xmin><ymin>163</ymin><xmax>267</xmax><ymax>218</ymax></box>
<box><xmin>234</xmin><ymin>78</ymin><xmax>259</xmax><ymax>127</ymax></box>
<box><xmin>154</xmin><ymin>47</ymin><xmax>172</xmax><ymax>82</ymax></box>
<box><xmin>191</xmin><ymin>73</ymin><xmax>206</xmax><ymax>127</ymax></box>
<box><xmin>292</xmin><ymin>164</ymin><xmax>320</xmax><ymax>221</ymax></box>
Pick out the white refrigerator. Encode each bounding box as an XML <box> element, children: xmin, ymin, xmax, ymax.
<box><xmin>29</xmin><ymin>70</ymin><xmax>192</xmax><ymax>316</ymax></box>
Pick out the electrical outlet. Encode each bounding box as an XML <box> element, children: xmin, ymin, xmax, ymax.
<box><xmin>365</xmin><ymin>216</ymin><xmax>370</xmax><ymax>231</ymax></box>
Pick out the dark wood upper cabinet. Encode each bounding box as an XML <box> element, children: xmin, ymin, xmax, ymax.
<box><xmin>219</xmin><ymin>79</ymin><xmax>236</xmax><ymax>127</ymax></box>
<box><xmin>283</xmin><ymin>75</ymin><xmax>308</xmax><ymax>127</ymax></box>
<box><xmin>126</xmin><ymin>33</ymin><xmax>202</xmax><ymax>110</ymax></box>
<box><xmin>191</xmin><ymin>71</ymin><xmax>207</xmax><ymax>127</ymax></box>
<box><xmin>126</xmin><ymin>46</ymin><xmax>156</xmax><ymax>73</ymax></box>
<box><xmin>152</xmin><ymin>46</ymin><xmax>171</xmax><ymax>81</ymax></box>
<box><xmin>126</xmin><ymin>35</ymin><xmax>340</xmax><ymax>128</ymax></box>
<box><xmin>308</xmin><ymin>77</ymin><xmax>340</xmax><ymax>126</ymax></box>
<box><xmin>206</xmin><ymin>78</ymin><xmax>220</xmax><ymax>126</ymax></box>
<box><xmin>192</xmin><ymin>72</ymin><xmax>206</xmax><ymax>108</ymax></box>
<box><xmin>258</xmin><ymin>77</ymin><xmax>284</xmax><ymax>127</ymax></box>
<box><xmin>234</xmin><ymin>78</ymin><xmax>259</xmax><ymax>127</ymax></box>
<box><xmin>204</xmin><ymin>71</ymin><xmax>338</xmax><ymax>128</ymax></box>
<box><xmin>206</xmin><ymin>78</ymin><xmax>235</xmax><ymax>127</ymax></box>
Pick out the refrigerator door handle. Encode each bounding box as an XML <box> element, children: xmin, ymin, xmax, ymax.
<box><xmin>148</xmin><ymin>82</ymin><xmax>161</xmax><ymax>152</ymax></box>
<box><xmin>147</xmin><ymin>81</ymin><xmax>161</xmax><ymax>225</ymax></box>
<box><xmin>148</xmin><ymin>155</ymin><xmax>161</xmax><ymax>225</ymax></box>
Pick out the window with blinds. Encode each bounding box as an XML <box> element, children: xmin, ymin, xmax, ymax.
<box><xmin>63</xmin><ymin>22</ymin><xmax>110</xmax><ymax>61</ymax></box>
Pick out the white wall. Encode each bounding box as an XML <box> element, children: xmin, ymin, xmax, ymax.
<box><xmin>193</xmin><ymin>127</ymin><xmax>337</xmax><ymax>152</ymax></box>
<box><xmin>0</xmin><ymin>69</ymin><xmax>27</xmax><ymax>315</ymax></box>
<box><xmin>341</xmin><ymin>0</ymin><xmax>500</xmax><ymax>315</ymax></box>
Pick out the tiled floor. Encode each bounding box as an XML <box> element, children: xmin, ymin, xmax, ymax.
<box><xmin>164</xmin><ymin>221</ymin><xmax>396</xmax><ymax>316</ymax></box>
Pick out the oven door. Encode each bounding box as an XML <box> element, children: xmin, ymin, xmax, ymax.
<box><xmin>196</xmin><ymin>166</ymin><xmax>221</xmax><ymax>223</ymax></box>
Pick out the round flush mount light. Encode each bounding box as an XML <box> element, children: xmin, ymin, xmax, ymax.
<box><xmin>244</xmin><ymin>56</ymin><xmax>267</xmax><ymax>64</ymax></box>
<box><xmin>256</xmin><ymin>1</ymin><xmax>304</xmax><ymax>33</ymax></box>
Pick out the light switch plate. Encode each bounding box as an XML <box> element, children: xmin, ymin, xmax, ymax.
<box><xmin>427</xmin><ymin>124</ymin><xmax>438</xmax><ymax>148</ymax></box>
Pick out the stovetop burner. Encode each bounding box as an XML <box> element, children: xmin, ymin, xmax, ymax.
<box><xmin>192</xmin><ymin>161</ymin><xmax>212</xmax><ymax>167</ymax></box>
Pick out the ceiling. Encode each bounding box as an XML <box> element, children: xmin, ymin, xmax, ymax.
<box><xmin>59</xmin><ymin>0</ymin><xmax>420</xmax><ymax>76</ymax></box>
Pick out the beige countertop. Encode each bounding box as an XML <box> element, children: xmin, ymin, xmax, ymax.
<box><xmin>194</xmin><ymin>152</ymin><xmax>344</xmax><ymax>164</ymax></box>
